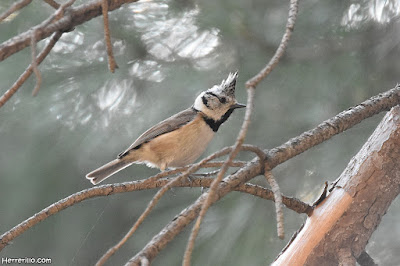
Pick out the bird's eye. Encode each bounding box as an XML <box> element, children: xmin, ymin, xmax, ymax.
<box><xmin>220</xmin><ymin>97</ymin><xmax>226</xmax><ymax>103</ymax></box>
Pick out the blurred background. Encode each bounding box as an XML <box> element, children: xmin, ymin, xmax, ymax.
<box><xmin>0</xmin><ymin>0</ymin><xmax>399</xmax><ymax>265</ymax></box>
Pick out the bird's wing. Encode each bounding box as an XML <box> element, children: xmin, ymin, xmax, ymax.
<box><xmin>118</xmin><ymin>107</ymin><xmax>198</xmax><ymax>158</ymax></box>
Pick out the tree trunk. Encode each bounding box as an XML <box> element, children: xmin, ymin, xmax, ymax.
<box><xmin>274</xmin><ymin>106</ymin><xmax>400</xmax><ymax>266</ymax></box>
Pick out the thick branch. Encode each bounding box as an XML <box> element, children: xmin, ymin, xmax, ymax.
<box><xmin>274</xmin><ymin>106</ymin><xmax>400</xmax><ymax>265</ymax></box>
<box><xmin>0</xmin><ymin>0</ymin><xmax>138</xmax><ymax>62</ymax></box>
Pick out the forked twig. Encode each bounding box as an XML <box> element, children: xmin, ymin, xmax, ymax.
<box><xmin>0</xmin><ymin>31</ymin><xmax>63</xmax><ymax>108</ymax></box>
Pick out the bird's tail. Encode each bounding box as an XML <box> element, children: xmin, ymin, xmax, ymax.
<box><xmin>86</xmin><ymin>159</ymin><xmax>133</xmax><ymax>185</ymax></box>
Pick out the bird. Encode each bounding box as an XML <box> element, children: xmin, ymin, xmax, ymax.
<box><xmin>86</xmin><ymin>72</ymin><xmax>245</xmax><ymax>185</ymax></box>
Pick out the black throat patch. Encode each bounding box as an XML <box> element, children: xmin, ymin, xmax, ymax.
<box><xmin>202</xmin><ymin>109</ymin><xmax>235</xmax><ymax>132</ymax></box>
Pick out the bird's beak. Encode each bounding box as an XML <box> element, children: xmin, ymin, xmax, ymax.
<box><xmin>231</xmin><ymin>103</ymin><xmax>246</xmax><ymax>109</ymax></box>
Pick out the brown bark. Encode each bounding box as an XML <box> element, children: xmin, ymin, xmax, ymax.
<box><xmin>274</xmin><ymin>106</ymin><xmax>400</xmax><ymax>265</ymax></box>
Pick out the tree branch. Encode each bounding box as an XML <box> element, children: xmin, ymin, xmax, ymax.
<box><xmin>30</xmin><ymin>30</ymin><xmax>42</xmax><ymax>96</ymax></box>
<box><xmin>43</xmin><ymin>0</ymin><xmax>60</xmax><ymax>9</ymax></box>
<box><xmin>266</xmin><ymin>85</ymin><xmax>400</xmax><ymax>169</ymax></box>
<box><xmin>101</xmin><ymin>0</ymin><xmax>118</xmax><ymax>73</ymax></box>
<box><xmin>0</xmin><ymin>0</ymin><xmax>32</xmax><ymax>23</ymax></box>
<box><xmin>0</xmin><ymin>172</ymin><xmax>309</xmax><ymax>251</ymax></box>
<box><xmin>0</xmin><ymin>0</ymin><xmax>138</xmax><ymax>63</ymax></box>
<box><xmin>0</xmin><ymin>31</ymin><xmax>63</xmax><ymax>108</ymax></box>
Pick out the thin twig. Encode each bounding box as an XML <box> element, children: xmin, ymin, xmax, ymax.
<box><xmin>0</xmin><ymin>31</ymin><xmax>62</xmax><ymax>108</ymax></box>
<box><xmin>183</xmin><ymin>87</ymin><xmax>256</xmax><ymax>266</ymax></box>
<box><xmin>245</xmin><ymin>0</ymin><xmax>299</xmax><ymax>89</ymax></box>
<box><xmin>238</xmin><ymin>182</ymin><xmax>312</xmax><ymax>215</ymax></box>
<box><xmin>0</xmin><ymin>0</ymin><xmax>32</xmax><ymax>22</ymax></box>
<box><xmin>101</xmin><ymin>0</ymin><xmax>118</xmax><ymax>72</ymax></box>
<box><xmin>30</xmin><ymin>31</ymin><xmax>42</xmax><ymax>96</ymax></box>
<box><xmin>264</xmin><ymin>171</ymin><xmax>284</xmax><ymax>239</ymax></box>
<box><xmin>95</xmin><ymin>147</ymin><xmax>234</xmax><ymax>266</ymax></box>
<box><xmin>43</xmin><ymin>0</ymin><xmax>60</xmax><ymax>9</ymax></box>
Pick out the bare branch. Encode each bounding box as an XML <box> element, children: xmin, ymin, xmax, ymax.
<box><xmin>183</xmin><ymin>87</ymin><xmax>256</xmax><ymax>266</ymax></box>
<box><xmin>264</xmin><ymin>171</ymin><xmax>284</xmax><ymax>239</ymax></box>
<box><xmin>203</xmin><ymin>161</ymin><xmax>245</xmax><ymax>168</ymax></box>
<box><xmin>51</xmin><ymin>0</ymin><xmax>76</xmax><ymax>21</ymax></box>
<box><xmin>30</xmin><ymin>31</ymin><xmax>42</xmax><ymax>96</ymax></box>
<box><xmin>265</xmin><ymin>85</ymin><xmax>400</xmax><ymax>169</ymax></box>
<box><xmin>238</xmin><ymin>183</ymin><xmax>312</xmax><ymax>215</ymax></box>
<box><xmin>241</xmin><ymin>144</ymin><xmax>266</xmax><ymax>162</ymax></box>
<box><xmin>0</xmin><ymin>167</ymin><xmax>309</xmax><ymax>251</ymax></box>
<box><xmin>43</xmin><ymin>0</ymin><xmax>60</xmax><ymax>9</ymax></box>
<box><xmin>0</xmin><ymin>0</ymin><xmax>32</xmax><ymax>23</ymax></box>
<box><xmin>0</xmin><ymin>0</ymin><xmax>139</xmax><ymax>62</ymax></box>
<box><xmin>0</xmin><ymin>31</ymin><xmax>63</xmax><ymax>108</ymax></box>
<box><xmin>245</xmin><ymin>0</ymin><xmax>299</xmax><ymax>89</ymax></box>
<box><xmin>101</xmin><ymin>0</ymin><xmax>118</xmax><ymax>72</ymax></box>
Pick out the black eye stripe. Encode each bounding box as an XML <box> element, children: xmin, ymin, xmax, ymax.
<box><xmin>206</xmin><ymin>92</ymin><xmax>218</xmax><ymax>98</ymax></box>
<box><xmin>206</xmin><ymin>92</ymin><xmax>226</xmax><ymax>103</ymax></box>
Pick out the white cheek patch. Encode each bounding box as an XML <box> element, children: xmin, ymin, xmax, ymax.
<box><xmin>193</xmin><ymin>92</ymin><xmax>207</xmax><ymax>112</ymax></box>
